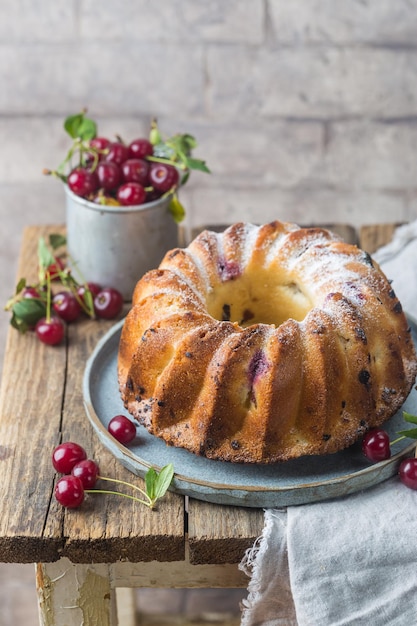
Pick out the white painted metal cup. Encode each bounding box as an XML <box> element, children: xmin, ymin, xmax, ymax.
<box><xmin>65</xmin><ymin>186</ymin><xmax>178</xmax><ymax>301</ymax></box>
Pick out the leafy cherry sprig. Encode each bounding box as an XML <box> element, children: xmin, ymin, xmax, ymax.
<box><xmin>4</xmin><ymin>233</ymin><xmax>95</xmax><ymax>334</ymax></box>
<box><xmin>92</xmin><ymin>464</ymin><xmax>174</xmax><ymax>510</ymax></box>
<box><xmin>53</xmin><ymin>441</ymin><xmax>174</xmax><ymax>511</ymax></box>
<box><xmin>362</xmin><ymin>411</ymin><xmax>417</xmax><ymax>464</ymax></box>
<box><xmin>395</xmin><ymin>411</ymin><xmax>417</xmax><ymax>442</ymax></box>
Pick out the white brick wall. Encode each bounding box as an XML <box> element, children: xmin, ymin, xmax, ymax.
<box><xmin>1</xmin><ymin>0</ymin><xmax>417</xmax><ymax>372</ymax></box>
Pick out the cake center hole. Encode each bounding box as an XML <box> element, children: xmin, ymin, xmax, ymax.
<box><xmin>206</xmin><ymin>274</ymin><xmax>313</xmax><ymax>327</ymax></box>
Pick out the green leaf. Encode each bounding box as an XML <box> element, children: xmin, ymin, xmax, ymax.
<box><xmin>38</xmin><ymin>237</ymin><xmax>56</xmax><ymax>272</ymax></box>
<box><xmin>145</xmin><ymin>467</ymin><xmax>158</xmax><ymax>501</ymax></box>
<box><xmin>185</xmin><ymin>157</ymin><xmax>211</xmax><ymax>173</ymax></box>
<box><xmin>180</xmin><ymin>170</ymin><xmax>190</xmax><ymax>186</ymax></box>
<box><xmin>168</xmin><ymin>195</ymin><xmax>185</xmax><ymax>223</ymax></box>
<box><xmin>82</xmin><ymin>286</ymin><xmax>95</xmax><ymax>318</ymax></box>
<box><xmin>12</xmin><ymin>298</ymin><xmax>46</xmax><ymax>327</ymax></box>
<box><xmin>397</xmin><ymin>427</ymin><xmax>417</xmax><ymax>439</ymax></box>
<box><xmin>64</xmin><ymin>113</ymin><xmax>85</xmax><ymax>139</ymax></box>
<box><xmin>49</xmin><ymin>233</ymin><xmax>67</xmax><ymax>250</ymax></box>
<box><xmin>153</xmin><ymin>464</ymin><xmax>174</xmax><ymax>500</ymax></box>
<box><xmin>181</xmin><ymin>133</ymin><xmax>197</xmax><ymax>151</ymax></box>
<box><xmin>403</xmin><ymin>411</ymin><xmax>417</xmax><ymax>425</ymax></box>
<box><xmin>15</xmin><ymin>277</ymin><xmax>27</xmax><ymax>294</ymax></box>
<box><xmin>64</xmin><ymin>112</ymin><xmax>97</xmax><ymax>141</ymax></box>
<box><xmin>10</xmin><ymin>312</ymin><xmax>30</xmax><ymax>334</ymax></box>
<box><xmin>77</xmin><ymin>117</ymin><xmax>97</xmax><ymax>141</ymax></box>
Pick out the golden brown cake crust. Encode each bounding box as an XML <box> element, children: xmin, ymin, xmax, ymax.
<box><xmin>118</xmin><ymin>221</ymin><xmax>417</xmax><ymax>463</ymax></box>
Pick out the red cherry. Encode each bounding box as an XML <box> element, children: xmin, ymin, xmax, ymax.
<box><xmin>53</xmin><ymin>291</ymin><xmax>82</xmax><ymax>323</ymax></box>
<box><xmin>55</xmin><ymin>475</ymin><xmax>85</xmax><ymax>508</ymax></box>
<box><xmin>67</xmin><ymin>167</ymin><xmax>99</xmax><ymax>198</ymax></box>
<box><xmin>362</xmin><ymin>429</ymin><xmax>391</xmax><ymax>462</ymax></box>
<box><xmin>23</xmin><ymin>286</ymin><xmax>41</xmax><ymax>299</ymax></box>
<box><xmin>108</xmin><ymin>415</ymin><xmax>137</xmax><ymax>444</ymax></box>
<box><xmin>72</xmin><ymin>459</ymin><xmax>100</xmax><ymax>489</ymax></box>
<box><xmin>105</xmin><ymin>141</ymin><xmax>129</xmax><ymax>166</ymax></box>
<box><xmin>128</xmin><ymin>138</ymin><xmax>153</xmax><ymax>159</ymax></box>
<box><xmin>89</xmin><ymin>137</ymin><xmax>110</xmax><ymax>153</ymax></box>
<box><xmin>96</xmin><ymin>161</ymin><xmax>122</xmax><ymax>191</ymax></box>
<box><xmin>94</xmin><ymin>287</ymin><xmax>124</xmax><ymax>319</ymax></box>
<box><xmin>117</xmin><ymin>182</ymin><xmax>146</xmax><ymax>206</ymax></box>
<box><xmin>399</xmin><ymin>458</ymin><xmax>417</xmax><ymax>490</ymax></box>
<box><xmin>121</xmin><ymin>158</ymin><xmax>150</xmax><ymax>186</ymax></box>
<box><xmin>145</xmin><ymin>189</ymin><xmax>163</xmax><ymax>203</ymax></box>
<box><xmin>149</xmin><ymin>163</ymin><xmax>179</xmax><ymax>193</ymax></box>
<box><xmin>77</xmin><ymin>282</ymin><xmax>102</xmax><ymax>307</ymax></box>
<box><xmin>52</xmin><ymin>442</ymin><xmax>87</xmax><ymax>473</ymax></box>
<box><xmin>117</xmin><ymin>183</ymin><xmax>146</xmax><ymax>206</ymax></box>
<box><xmin>46</xmin><ymin>257</ymin><xmax>65</xmax><ymax>280</ymax></box>
<box><xmin>35</xmin><ymin>316</ymin><xmax>65</xmax><ymax>345</ymax></box>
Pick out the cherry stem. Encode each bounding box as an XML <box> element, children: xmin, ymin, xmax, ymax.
<box><xmin>390</xmin><ymin>435</ymin><xmax>406</xmax><ymax>446</ymax></box>
<box><xmin>45</xmin><ymin>273</ymin><xmax>52</xmax><ymax>323</ymax></box>
<box><xmin>85</xmin><ymin>488</ymin><xmax>154</xmax><ymax>509</ymax></box>
<box><xmin>97</xmin><ymin>475</ymin><xmax>152</xmax><ymax>505</ymax></box>
<box><xmin>146</xmin><ymin>155</ymin><xmax>187</xmax><ymax>172</ymax></box>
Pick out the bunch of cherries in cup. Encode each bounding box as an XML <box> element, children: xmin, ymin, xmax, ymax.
<box><xmin>67</xmin><ymin>135</ymin><xmax>179</xmax><ymax>206</ymax></box>
<box><xmin>43</xmin><ymin>111</ymin><xmax>210</xmax><ymax>216</ymax></box>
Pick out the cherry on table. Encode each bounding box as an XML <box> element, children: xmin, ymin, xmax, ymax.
<box><xmin>22</xmin><ymin>286</ymin><xmax>41</xmax><ymax>299</ymax></box>
<box><xmin>53</xmin><ymin>291</ymin><xmax>82</xmax><ymax>323</ymax></box>
<box><xmin>94</xmin><ymin>287</ymin><xmax>124</xmax><ymax>319</ymax></box>
<box><xmin>362</xmin><ymin>429</ymin><xmax>391</xmax><ymax>462</ymax></box>
<box><xmin>108</xmin><ymin>415</ymin><xmax>137</xmax><ymax>444</ymax></box>
<box><xmin>399</xmin><ymin>458</ymin><xmax>417</xmax><ymax>490</ymax></box>
<box><xmin>72</xmin><ymin>459</ymin><xmax>100</xmax><ymax>489</ymax></box>
<box><xmin>52</xmin><ymin>441</ymin><xmax>87</xmax><ymax>473</ymax></box>
<box><xmin>55</xmin><ymin>475</ymin><xmax>85</xmax><ymax>508</ymax></box>
<box><xmin>149</xmin><ymin>163</ymin><xmax>179</xmax><ymax>193</ymax></box>
<box><xmin>77</xmin><ymin>282</ymin><xmax>102</xmax><ymax>307</ymax></box>
<box><xmin>35</xmin><ymin>316</ymin><xmax>65</xmax><ymax>346</ymax></box>
<box><xmin>46</xmin><ymin>257</ymin><xmax>65</xmax><ymax>280</ymax></box>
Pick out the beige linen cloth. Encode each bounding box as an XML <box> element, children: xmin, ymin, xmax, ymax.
<box><xmin>239</xmin><ymin>221</ymin><xmax>417</xmax><ymax>626</ymax></box>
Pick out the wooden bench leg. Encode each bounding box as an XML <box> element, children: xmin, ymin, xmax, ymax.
<box><xmin>36</xmin><ymin>558</ymin><xmax>120</xmax><ymax>626</ymax></box>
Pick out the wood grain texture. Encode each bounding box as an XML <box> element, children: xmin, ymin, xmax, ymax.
<box><xmin>188</xmin><ymin>500</ymin><xmax>264</xmax><ymax>565</ymax></box>
<box><xmin>359</xmin><ymin>223</ymin><xmax>399</xmax><ymax>254</ymax></box>
<box><xmin>0</xmin><ymin>226</ymin><xmax>184</xmax><ymax>563</ymax></box>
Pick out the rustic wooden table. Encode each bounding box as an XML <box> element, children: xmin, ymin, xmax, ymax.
<box><xmin>0</xmin><ymin>222</ymin><xmax>396</xmax><ymax>625</ymax></box>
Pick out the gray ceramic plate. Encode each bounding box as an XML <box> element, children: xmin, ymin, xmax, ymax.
<box><xmin>83</xmin><ymin>318</ymin><xmax>417</xmax><ymax>508</ymax></box>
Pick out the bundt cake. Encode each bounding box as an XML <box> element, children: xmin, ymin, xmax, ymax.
<box><xmin>118</xmin><ymin>221</ymin><xmax>417</xmax><ymax>463</ymax></box>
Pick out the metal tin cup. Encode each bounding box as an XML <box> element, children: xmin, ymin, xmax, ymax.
<box><xmin>64</xmin><ymin>186</ymin><xmax>178</xmax><ymax>301</ymax></box>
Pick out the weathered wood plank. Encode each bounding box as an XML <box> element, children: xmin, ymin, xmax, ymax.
<box><xmin>0</xmin><ymin>225</ymin><xmax>185</xmax><ymax>564</ymax></box>
<box><xmin>359</xmin><ymin>223</ymin><xmax>399</xmax><ymax>254</ymax></box>
<box><xmin>0</xmin><ymin>226</ymin><xmax>67</xmax><ymax>562</ymax></box>
<box><xmin>112</xmin><ymin>552</ymin><xmax>250</xmax><ymax>588</ymax></box>
<box><xmin>37</xmin><ymin>560</ymin><xmax>118</xmax><ymax>626</ymax></box>
<box><xmin>187</xmin><ymin>500</ymin><xmax>264</xmax><ymax>565</ymax></box>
